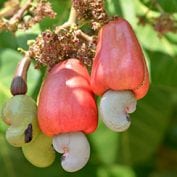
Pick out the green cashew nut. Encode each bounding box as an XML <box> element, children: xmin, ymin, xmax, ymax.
<box><xmin>22</xmin><ymin>133</ymin><xmax>56</xmax><ymax>168</ymax></box>
<box><xmin>1</xmin><ymin>95</ymin><xmax>40</xmax><ymax>147</ymax></box>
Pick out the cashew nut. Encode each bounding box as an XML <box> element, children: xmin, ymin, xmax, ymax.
<box><xmin>99</xmin><ymin>90</ymin><xmax>137</xmax><ymax>132</ymax></box>
<box><xmin>52</xmin><ymin>132</ymin><xmax>90</xmax><ymax>172</ymax></box>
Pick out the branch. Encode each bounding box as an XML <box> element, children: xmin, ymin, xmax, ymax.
<box><xmin>7</xmin><ymin>0</ymin><xmax>32</xmax><ymax>31</ymax></box>
<box><xmin>0</xmin><ymin>0</ymin><xmax>20</xmax><ymax>18</ymax></box>
<box><xmin>55</xmin><ymin>5</ymin><xmax>77</xmax><ymax>33</ymax></box>
<box><xmin>10</xmin><ymin>0</ymin><xmax>32</xmax><ymax>22</ymax></box>
<box><xmin>75</xmin><ymin>29</ymin><xmax>93</xmax><ymax>42</ymax></box>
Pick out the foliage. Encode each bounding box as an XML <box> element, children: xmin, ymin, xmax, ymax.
<box><xmin>0</xmin><ymin>0</ymin><xmax>177</xmax><ymax>177</ymax></box>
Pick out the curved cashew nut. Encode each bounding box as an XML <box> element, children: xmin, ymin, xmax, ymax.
<box><xmin>99</xmin><ymin>90</ymin><xmax>137</xmax><ymax>132</ymax></box>
<box><xmin>52</xmin><ymin>132</ymin><xmax>90</xmax><ymax>172</ymax></box>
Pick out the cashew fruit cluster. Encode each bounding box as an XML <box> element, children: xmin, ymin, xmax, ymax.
<box><xmin>1</xmin><ymin>95</ymin><xmax>55</xmax><ymax>168</ymax></box>
<box><xmin>1</xmin><ymin>17</ymin><xmax>149</xmax><ymax>172</ymax></box>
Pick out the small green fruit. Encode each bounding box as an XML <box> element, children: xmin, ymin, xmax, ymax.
<box><xmin>1</xmin><ymin>95</ymin><xmax>40</xmax><ymax>147</ymax></box>
<box><xmin>22</xmin><ymin>133</ymin><xmax>56</xmax><ymax>168</ymax></box>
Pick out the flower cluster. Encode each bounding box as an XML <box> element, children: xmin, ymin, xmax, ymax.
<box><xmin>0</xmin><ymin>0</ymin><xmax>56</xmax><ymax>32</ymax></box>
<box><xmin>72</xmin><ymin>0</ymin><xmax>109</xmax><ymax>30</ymax></box>
<box><xmin>29</xmin><ymin>28</ymin><xmax>96</xmax><ymax>69</ymax></box>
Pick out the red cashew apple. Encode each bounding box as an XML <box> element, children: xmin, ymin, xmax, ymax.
<box><xmin>37</xmin><ymin>59</ymin><xmax>98</xmax><ymax>172</ymax></box>
<box><xmin>91</xmin><ymin>18</ymin><xmax>149</xmax><ymax>99</ymax></box>
<box><xmin>90</xmin><ymin>18</ymin><xmax>150</xmax><ymax>132</ymax></box>
<box><xmin>38</xmin><ymin>59</ymin><xmax>98</xmax><ymax>135</ymax></box>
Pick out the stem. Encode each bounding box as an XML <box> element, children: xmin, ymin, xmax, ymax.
<box><xmin>6</xmin><ymin>0</ymin><xmax>32</xmax><ymax>31</ymax></box>
<box><xmin>55</xmin><ymin>5</ymin><xmax>77</xmax><ymax>33</ymax></box>
<box><xmin>67</xmin><ymin>6</ymin><xmax>77</xmax><ymax>25</ymax></box>
<box><xmin>75</xmin><ymin>29</ymin><xmax>93</xmax><ymax>42</ymax></box>
<box><xmin>10</xmin><ymin>0</ymin><xmax>32</xmax><ymax>22</ymax></box>
<box><xmin>55</xmin><ymin>3</ymin><xmax>93</xmax><ymax>42</ymax></box>
<box><xmin>15</xmin><ymin>54</ymin><xmax>31</xmax><ymax>80</ymax></box>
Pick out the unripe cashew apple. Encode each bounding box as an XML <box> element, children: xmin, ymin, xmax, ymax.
<box><xmin>38</xmin><ymin>59</ymin><xmax>98</xmax><ymax>136</ymax></box>
<box><xmin>22</xmin><ymin>132</ymin><xmax>55</xmax><ymax>168</ymax></box>
<box><xmin>1</xmin><ymin>95</ymin><xmax>40</xmax><ymax>147</ymax></box>
<box><xmin>90</xmin><ymin>18</ymin><xmax>149</xmax><ymax>99</ymax></box>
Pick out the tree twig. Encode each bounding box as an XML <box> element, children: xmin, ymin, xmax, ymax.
<box><xmin>75</xmin><ymin>29</ymin><xmax>93</xmax><ymax>42</ymax></box>
<box><xmin>10</xmin><ymin>0</ymin><xmax>32</xmax><ymax>22</ymax></box>
<box><xmin>55</xmin><ymin>5</ymin><xmax>77</xmax><ymax>33</ymax></box>
<box><xmin>6</xmin><ymin>0</ymin><xmax>32</xmax><ymax>31</ymax></box>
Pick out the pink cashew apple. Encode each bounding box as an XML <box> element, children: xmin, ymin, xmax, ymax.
<box><xmin>90</xmin><ymin>18</ymin><xmax>150</xmax><ymax>132</ymax></box>
<box><xmin>38</xmin><ymin>58</ymin><xmax>98</xmax><ymax>136</ymax></box>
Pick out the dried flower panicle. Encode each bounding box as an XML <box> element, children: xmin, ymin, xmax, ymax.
<box><xmin>138</xmin><ymin>13</ymin><xmax>177</xmax><ymax>36</ymax></box>
<box><xmin>153</xmin><ymin>13</ymin><xmax>177</xmax><ymax>36</ymax></box>
<box><xmin>22</xmin><ymin>0</ymin><xmax>56</xmax><ymax>29</ymax></box>
<box><xmin>0</xmin><ymin>0</ymin><xmax>56</xmax><ymax>32</ymax></box>
<box><xmin>29</xmin><ymin>28</ymin><xmax>96</xmax><ymax>70</ymax></box>
<box><xmin>137</xmin><ymin>0</ymin><xmax>177</xmax><ymax>36</ymax></box>
<box><xmin>72</xmin><ymin>0</ymin><xmax>108</xmax><ymax>30</ymax></box>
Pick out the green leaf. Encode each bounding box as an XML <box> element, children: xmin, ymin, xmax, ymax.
<box><xmin>136</xmin><ymin>25</ymin><xmax>177</xmax><ymax>57</ymax></box>
<box><xmin>15</xmin><ymin>24</ymin><xmax>41</xmax><ymax>50</ymax></box>
<box><xmin>0</xmin><ymin>1</ymin><xmax>6</xmax><ymax>7</ymax></box>
<box><xmin>0</xmin><ymin>32</ymin><xmax>18</xmax><ymax>50</ymax></box>
<box><xmin>90</xmin><ymin>121</ymin><xmax>119</xmax><ymax>164</ymax></box>
<box><xmin>105</xmin><ymin>0</ymin><xmax>123</xmax><ymax>17</ymax></box>
<box><xmin>140</xmin><ymin>0</ymin><xmax>177</xmax><ymax>13</ymax></box>
<box><xmin>119</xmin><ymin>87</ymin><xmax>173</xmax><ymax>165</ymax></box>
<box><xmin>0</xmin><ymin>49</ymin><xmax>21</xmax><ymax>100</ymax></box>
<box><xmin>97</xmin><ymin>165</ymin><xmax>136</xmax><ymax>177</ymax></box>
<box><xmin>146</xmin><ymin>50</ymin><xmax>177</xmax><ymax>92</ymax></box>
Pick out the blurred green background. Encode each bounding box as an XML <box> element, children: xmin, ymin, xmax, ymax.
<box><xmin>0</xmin><ymin>0</ymin><xmax>177</xmax><ymax>177</ymax></box>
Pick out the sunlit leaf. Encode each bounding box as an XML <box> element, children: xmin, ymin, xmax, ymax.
<box><xmin>105</xmin><ymin>0</ymin><xmax>123</xmax><ymax>16</ymax></box>
<box><xmin>97</xmin><ymin>165</ymin><xmax>136</xmax><ymax>177</ymax></box>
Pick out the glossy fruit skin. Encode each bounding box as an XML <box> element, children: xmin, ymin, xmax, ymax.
<box><xmin>22</xmin><ymin>132</ymin><xmax>55</xmax><ymax>168</ymax></box>
<box><xmin>1</xmin><ymin>95</ymin><xmax>40</xmax><ymax>147</ymax></box>
<box><xmin>38</xmin><ymin>59</ymin><xmax>98</xmax><ymax>136</ymax></box>
<box><xmin>90</xmin><ymin>18</ymin><xmax>149</xmax><ymax>99</ymax></box>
